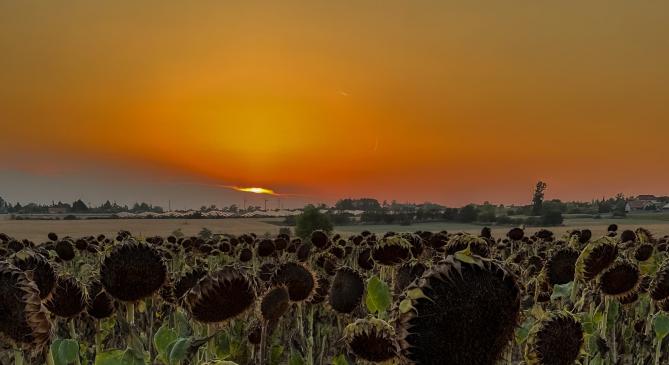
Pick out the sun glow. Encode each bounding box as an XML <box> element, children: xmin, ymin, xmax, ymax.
<box><xmin>230</xmin><ymin>186</ymin><xmax>278</xmax><ymax>195</ymax></box>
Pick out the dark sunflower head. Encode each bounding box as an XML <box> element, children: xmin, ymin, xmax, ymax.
<box><xmin>575</xmin><ymin>238</ymin><xmax>618</xmax><ymax>282</ymax></box>
<box><xmin>174</xmin><ymin>267</ymin><xmax>208</xmax><ymax>300</ymax></box>
<box><xmin>311</xmin><ymin>230</ymin><xmax>330</xmax><ymax>250</ymax></box>
<box><xmin>86</xmin><ymin>281</ymin><xmax>115</xmax><ymax>320</ymax></box>
<box><xmin>372</xmin><ymin>236</ymin><xmax>412</xmax><ymax>266</ymax></box>
<box><xmin>344</xmin><ymin>317</ymin><xmax>399</xmax><ymax>365</ymax></box>
<box><xmin>508</xmin><ymin>227</ymin><xmax>525</xmax><ymax>241</ymax></box>
<box><xmin>55</xmin><ymin>240</ymin><xmax>76</xmax><ymax>261</ymax></box>
<box><xmin>525</xmin><ymin>312</ymin><xmax>583</xmax><ymax>365</ymax></box>
<box><xmin>45</xmin><ymin>276</ymin><xmax>86</xmax><ymax>318</ymax></box>
<box><xmin>620</xmin><ymin>230</ymin><xmax>637</xmax><ymax>243</ymax></box>
<box><xmin>397</xmin><ymin>255</ymin><xmax>520</xmax><ymax>365</ymax></box>
<box><xmin>0</xmin><ymin>261</ymin><xmax>52</xmax><ymax>352</ymax></box>
<box><xmin>185</xmin><ymin>266</ymin><xmax>256</xmax><ymax>323</ymax></box>
<box><xmin>394</xmin><ymin>262</ymin><xmax>426</xmax><ymax>296</ymax></box>
<box><xmin>544</xmin><ymin>247</ymin><xmax>579</xmax><ymax>286</ymax></box>
<box><xmin>598</xmin><ymin>260</ymin><xmax>640</xmax><ymax>301</ymax></box>
<box><xmin>259</xmin><ymin>285</ymin><xmax>291</xmax><ymax>322</ymax></box>
<box><xmin>650</xmin><ymin>259</ymin><xmax>669</xmax><ymax>301</ymax></box>
<box><xmin>328</xmin><ymin>266</ymin><xmax>364</xmax><ymax>314</ymax></box>
<box><xmin>13</xmin><ymin>252</ymin><xmax>57</xmax><ymax>300</ymax></box>
<box><xmin>578</xmin><ymin>229</ymin><xmax>592</xmax><ymax>244</ymax></box>
<box><xmin>257</xmin><ymin>239</ymin><xmax>276</xmax><ymax>257</ymax></box>
<box><xmin>634</xmin><ymin>243</ymin><xmax>654</xmax><ymax>262</ymax></box>
<box><xmin>239</xmin><ymin>247</ymin><xmax>253</xmax><ymax>262</ymax></box>
<box><xmin>100</xmin><ymin>241</ymin><xmax>167</xmax><ymax>302</ymax></box>
<box><xmin>272</xmin><ymin>262</ymin><xmax>316</xmax><ymax>302</ymax></box>
<box><xmin>444</xmin><ymin>234</ymin><xmax>490</xmax><ymax>258</ymax></box>
<box><xmin>296</xmin><ymin>243</ymin><xmax>312</xmax><ymax>262</ymax></box>
<box><xmin>358</xmin><ymin>248</ymin><xmax>375</xmax><ymax>271</ymax></box>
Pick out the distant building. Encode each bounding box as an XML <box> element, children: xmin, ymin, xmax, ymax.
<box><xmin>663</xmin><ymin>203</ymin><xmax>669</xmax><ymax>211</ymax></box>
<box><xmin>48</xmin><ymin>207</ymin><xmax>69</xmax><ymax>214</ymax></box>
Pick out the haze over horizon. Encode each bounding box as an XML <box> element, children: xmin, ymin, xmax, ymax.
<box><xmin>2</xmin><ymin>1</ymin><xmax>668</xmax><ymax>209</ymax></box>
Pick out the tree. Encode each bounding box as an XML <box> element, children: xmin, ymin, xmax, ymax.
<box><xmin>532</xmin><ymin>181</ymin><xmax>548</xmax><ymax>215</ymax></box>
<box><xmin>295</xmin><ymin>205</ymin><xmax>333</xmax><ymax>238</ymax></box>
<box><xmin>71</xmin><ymin>199</ymin><xmax>89</xmax><ymax>212</ymax></box>
<box><xmin>541</xmin><ymin>210</ymin><xmax>564</xmax><ymax>226</ymax></box>
<box><xmin>457</xmin><ymin>204</ymin><xmax>479</xmax><ymax>223</ymax></box>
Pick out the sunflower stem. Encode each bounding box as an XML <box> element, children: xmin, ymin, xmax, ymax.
<box><xmin>95</xmin><ymin>321</ymin><xmax>102</xmax><ymax>354</ymax></box>
<box><xmin>306</xmin><ymin>305</ymin><xmax>315</xmax><ymax>365</ymax></box>
<box><xmin>126</xmin><ymin>302</ymin><xmax>135</xmax><ymax>325</ymax></box>
<box><xmin>655</xmin><ymin>337</ymin><xmax>662</xmax><ymax>365</ymax></box>
<box><xmin>14</xmin><ymin>349</ymin><xmax>23</xmax><ymax>365</ymax></box>
<box><xmin>259</xmin><ymin>320</ymin><xmax>269</xmax><ymax>365</ymax></box>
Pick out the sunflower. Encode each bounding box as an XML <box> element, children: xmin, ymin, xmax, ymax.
<box><xmin>397</xmin><ymin>255</ymin><xmax>520</xmax><ymax>365</ymax></box>
<box><xmin>344</xmin><ymin>317</ymin><xmax>399</xmax><ymax>365</ymax></box>
<box><xmin>525</xmin><ymin>312</ymin><xmax>583</xmax><ymax>365</ymax></box>
<box><xmin>185</xmin><ymin>266</ymin><xmax>256</xmax><ymax>323</ymax></box>
<box><xmin>100</xmin><ymin>242</ymin><xmax>167</xmax><ymax>302</ymax></box>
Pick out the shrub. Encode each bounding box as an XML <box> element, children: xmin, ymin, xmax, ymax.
<box><xmin>295</xmin><ymin>205</ymin><xmax>333</xmax><ymax>238</ymax></box>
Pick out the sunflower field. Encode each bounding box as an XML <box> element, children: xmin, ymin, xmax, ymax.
<box><xmin>1</xmin><ymin>225</ymin><xmax>669</xmax><ymax>365</ymax></box>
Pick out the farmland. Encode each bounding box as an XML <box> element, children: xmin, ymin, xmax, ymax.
<box><xmin>2</xmin><ymin>214</ymin><xmax>669</xmax><ymax>243</ymax></box>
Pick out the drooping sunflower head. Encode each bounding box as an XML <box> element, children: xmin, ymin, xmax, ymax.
<box><xmin>444</xmin><ymin>234</ymin><xmax>490</xmax><ymax>258</ymax></box>
<box><xmin>173</xmin><ymin>267</ymin><xmax>208</xmax><ymax>301</ymax></box>
<box><xmin>100</xmin><ymin>241</ymin><xmax>167</xmax><ymax>302</ymax></box>
<box><xmin>272</xmin><ymin>262</ymin><xmax>316</xmax><ymax>302</ymax></box>
<box><xmin>86</xmin><ymin>280</ymin><xmax>115</xmax><ymax>320</ymax></box>
<box><xmin>650</xmin><ymin>258</ymin><xmax>669</xmax><ymax>301</ymax></box>
<box><xmin>394</xmin><ymin>262</ymin><xmax>427</xmax><ymax>296</ymax></box>
<box><xmin>259</xmin><ymin>285</ymin><xmax>291</xmax><ymax>322</ymax></box>
<box><xmin>372</xmin><ymin>236</ymin><xmax>412</xmax><ymax>266</ymax></box>
<box><xmin>328</xmin><ymin>266</ymin><xmax>365</xmax><ymax>314</ymax></box>
<box><xmin>544</xmin><ymin>247</ymin><xmax>580</xmax><ymax>286</ymax></box>
<box><xmin>185</xmin><ymin>266</ymin><xmax>256</xmax><ymax>324</ymax></box>
<box><xmin>344</xmin><ymin>317</ymin><xmax>399</xmax><ymax>365</ymax></box>
<box><xmin>0</xmin><ymin>261</ymin><xmax>52</xmax><ymax>352</ymax></box>
<box><xmin>45</xmin><ymin>275</ymin><xmax>86</xmax><ymax>319</ymax></box>
<box><xmin>575</xmin><ymin>238</ymin><xmax>618</xmax><ymax>282</ymax></box>
<box><xmin>634</xmin><ymin>243</ymin><xmax>654</xmax><ymax>262</ymax></box>
<box><xmin>397</xmin><ymin>255</ymin><xmax>520</xmax><ymax>365</ymax></box>
<box><xmin>12</xmin><ymin>252</ymin><xmax>57</xmax><ymax>300</ymax></box>
<box><xmin>525</xmin><ymin>312</ymin><xmax>583</xmax><ymax>365</ymax></box>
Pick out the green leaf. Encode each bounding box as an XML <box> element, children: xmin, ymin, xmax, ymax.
<box><xmin>653</xmin><ymin>312</ymin><xmax>669</xmax><ymax>341</ymax></box>
<box><xmin>270</xmin><ymin>345</ymin><xmax>284</xmax><ymax>365</ymax></box>
<box><xmin>154</xmin><ymin>325</ymin><xmax>178</xmax><ymax>358</ymax></box>
<box><xmin>454</xmin><ymin>251</ymin><xmax>476</xmax><ymax>264</ymax></box>
<box><xmin>93</xmin><ymin>350</ymin><xmax>125</xmax><ymax>365</ymax></box>
<box><xmin>168</xmin><ymin>338</ymin><xmax>192</xmax><ymax>364</ymax></box>
<box><xmin>57</xmin><ymin>339</ymin><xmax>79</xmax><ymax>365</ymax></box>
<box><xmin>288</xmin><ymin>352</ymin><xmax>305</xmax><ymax>365</ymax></box>
<box><xmin>550</xmin><ymin>282</ymin><xmax>573</xmax><ymax>300</ymax></box>
<box><xmin>514</xmin><ymin>318</ymin><xmax>534</xmax><ymax>344</ymax></box>
<box><xmin>365</xmin><ymin>276</ymin><xmax>392</xmax><ymax>315</ymax></box>
<box><xmin>399</xmin><ymin>299</ymin><xmax>413</xmax><ymax>314</ymax></box>
<box><xmin>331</xmin><ymin>354</ymin><xmax>350</xmax><ymax>365</ymax></box>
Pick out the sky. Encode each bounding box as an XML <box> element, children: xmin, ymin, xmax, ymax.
<box><xmin>1</xmin><ymin>1</ymin><xmax>668</xmax><ymax>209</ymax></box>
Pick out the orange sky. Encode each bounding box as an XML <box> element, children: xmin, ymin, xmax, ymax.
<box><xmin>1</xmin><ymin>1</ymin><xmax>668</xmax><ymax>207</ymax></box>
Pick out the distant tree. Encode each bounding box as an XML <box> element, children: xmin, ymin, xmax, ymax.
<box><xmin>532</xmin><ymin>181</ymin><xmax>548</xmax><ymax>215</ymax></box>
<box><xmin>457</xmin><ymin>204</ymin><xmax>479</xmax><ymax>223</ymax></box>
<box><xmin>295</xmin><ymin>205</ymin><xmax>333</xmax><ymax>238</ymax></box>
<box><xmin>71</xmin><ymin>199</ymin><xmax>89</xmax><ymax>212</ymax></box>
<box><xmin>541</xmin><ymin>210</ymin><xmax>564</xmax><ymax>226</ymax></box>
